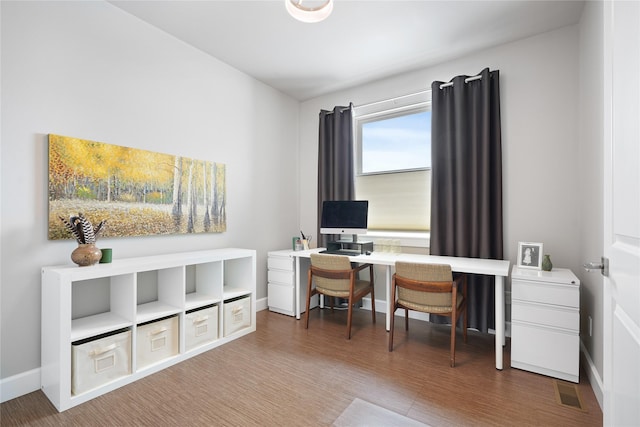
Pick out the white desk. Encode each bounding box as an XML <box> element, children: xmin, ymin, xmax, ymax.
<box><xmin>291</xmin><ymin>249</ymin><xmax>510</xmax><ymax>370</ymax></box>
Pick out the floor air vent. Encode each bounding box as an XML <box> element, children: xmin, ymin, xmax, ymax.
<box><xmin>553</xmin><ymin>380</ymin><xmax>586</xmax><ymax>411</ymax></box>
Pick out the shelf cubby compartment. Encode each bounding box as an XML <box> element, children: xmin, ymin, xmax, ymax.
<box><xmin>71</xmin><ymin>274</ymin><xmax>135</xmax><ymax>342</ymax></box>
<box><xmin>221</xmin><ymin>256</ymin><xmax>255</xmax><ymax>337</ymax></box>
<box><xmin>222</xmin><ymin>256</ymin><xmax>254</xmax><ymax>300</ymax></box>
<box><xmin>135</xmin><ymin>267</ymin><xmax>184</xmax><ymax>324</ymax></box>
<box><xmin>185</xmin><ymin>262</ymin><xmax>222</xmax><ymax>311</ymax></box>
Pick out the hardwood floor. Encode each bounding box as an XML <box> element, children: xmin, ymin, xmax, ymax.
<box><xmin>1</xmin><ymin>308</ymin><xmax>602</xmax><ymax>426</ymax></box>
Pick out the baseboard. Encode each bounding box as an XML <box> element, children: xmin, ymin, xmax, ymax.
<box><xmin>255</xmin><ymin>296</ymin><xmax>268</xmax><ymax>312</ymax></box>
<box><xmin>363</xmin><ymin>297</ymin><xmax>509</xmax><ymax>336</ymax></box>
<box><xmin>580</xmin><ymin>339</ymin><xmax>604</xmax><ymax>410</ymax></box>
<box><xmin>362</xmin><ymin>297</ymin><xmax>391</xmax><ymax>316</ymax></box>
<box><xmin>0</xmin><ymin>368</ymin><xmax>40</xmax><ymax>404</ymax></box>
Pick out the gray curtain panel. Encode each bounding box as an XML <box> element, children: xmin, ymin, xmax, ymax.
<box><xmin>317</xmin><ymin>104</ymin><xmax>355</xmax><ymax>248</ymax></box>
<box><xmin>430</xmin><ymin>68</ymin><xmax>503</xmax><ymax>333</ymax></box>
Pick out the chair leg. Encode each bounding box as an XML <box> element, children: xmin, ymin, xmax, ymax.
<box><xmin>450</xmin><ymin>320</ymin><xmax>456</xmax><ymax>368</ymax></box>
<box><xmin>305</xmin><ymin>300</ymin><xmax>310</xmax><ymax>329</ymax></box>
<box><xmin>404</xmin><ymin>308</ymin><xmax>409</xmax><ymax>331</ymax></box>
<box><xmin>346</xmin><ymin>297</ymin><xmax>353</xmax><ymax>340</ymax></box>
<box><xmin>463</xmin><ymin>306</ymin><xmax>468</xmax><ymax>343</ymax></box>
<box><xmin>388</xmin><ymin>304</ymin><xmax>395</xmax><ymax>351</ymax></box>
<box><xmin>462</xmin><ymin>275</ymin><xmax>468</xmax><ymax>343</ymax></box>
<box><xmin>370</xmin><ymin>285</ymin><xmax>376</xmax><ymax>324</ymax></box>
<box><xmin>389</xmin><ymin>278</ymin><xmax>396</xmax><ymax>351</ymax></box>
<box><xmin>305</xmin><ymin>280</ymin><xmax>313</xmax><ymax>330</ymax></box>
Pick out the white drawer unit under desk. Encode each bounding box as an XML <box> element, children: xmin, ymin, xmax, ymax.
<box><xmin>267</xmin><ymin>249</ymin><xmax>316</xmax><ymax>317</ymax></box>
<box><xmin>267</xmin><ymin>250</ymin><xmax>296</xmax><ymax>316</ymax></box>
<box><xmin>510</xmin><ymin>266</ymin><xmax>580</xmax><ymax>383</ymax></box>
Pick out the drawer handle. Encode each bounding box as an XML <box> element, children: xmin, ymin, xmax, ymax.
<box><xmin>193</xmin><ymin>315</ymin><xmax>209</xmax><ymax>324</ymax></box>
<box><xmin>89</xmin><ymin>343</ymin><xmax>118</xmax><ymax>357</ymax></box>
<box><xmin>232</xmin><ymin>306</ymin><xmax>243</xmax><ymax>315</ymax></box>
<box><xmin>150</xmin><ymin>327</ymin><xmax>168</xmax><ymax>336</ymax></box>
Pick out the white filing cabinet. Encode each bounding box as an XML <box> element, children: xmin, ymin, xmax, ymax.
<box><xmin>511</xmin><ymin>266</ymin><xmax>580</xmax><ymax>382</ymax></box>
<box><xmin>267</xmin><ymin>250</ymin><xmax>316</xmax><ymax>316</ymax></box>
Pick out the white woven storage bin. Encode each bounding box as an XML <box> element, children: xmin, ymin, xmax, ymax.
<box><xmin>136</xmin><ymin>316</ymin><xmax>179</xmax><ymax>369</ymax></box>
<box><xmin>223</xmin><ymin>297</ymin><xmax>251</xmax><ymax>336</ymax></box>
<box><xmin>71</xmin><ymin>330</ymin><xmax>131</xmax><ymax>395</ymax></box>
<box><xmin>185</xmin><ymin>305</ymin><xmax>218</xmax><ymax>351</ymax></box>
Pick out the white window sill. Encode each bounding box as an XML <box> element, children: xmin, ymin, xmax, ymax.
<box><xmin>358</xmin><ymin>231</ymin><xmax>430</xmax><ymax>248</ymax></box>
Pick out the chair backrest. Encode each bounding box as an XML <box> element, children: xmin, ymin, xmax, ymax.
<box><xmin>310</xmin><ymin>253</ymin><xmax>353</xmax><ymax>292</ymax></box>
<box><xmin>394</xmin><ymin>262</ymin><xmax>454</xmax><ymax>308</ymax></box>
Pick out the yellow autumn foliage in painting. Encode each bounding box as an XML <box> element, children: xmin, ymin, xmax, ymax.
<box><xmin>48</xmin><ymin>134</ymin><xmax>226</xmax><ymax>239</ymax></box>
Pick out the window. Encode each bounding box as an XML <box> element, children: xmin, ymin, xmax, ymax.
<box><xmin>360</xmin><ymin>110</ymin><xmax>431</xmax><ymax>174</ymax></box>
<box><xmin>354</xmin><ymin>92</ymin><xmax>431</xmax><ymax>232</ymax></box>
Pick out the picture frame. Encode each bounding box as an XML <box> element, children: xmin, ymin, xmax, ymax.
<box><xmin>48</xmin><ymin>134</ymin><xmax>227</xmax><ymax>240</ymax></box>
<box><xmin>517</xmin><ymin>242</ymin><xmax>543</xmax><ymax>270</ymax></box>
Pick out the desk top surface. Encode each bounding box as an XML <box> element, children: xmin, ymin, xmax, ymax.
<box><xmin>291</xmin><ymin>248</ymin><xmax>510</xmax><ymax>277</ymax></box>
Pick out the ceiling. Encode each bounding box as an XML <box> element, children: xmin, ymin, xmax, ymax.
<box><xmin>109</xmin><ymin>1</ymin><xmax>585</xmax><ymax>101</ymax></box>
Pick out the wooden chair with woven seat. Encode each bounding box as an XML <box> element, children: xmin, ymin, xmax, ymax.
<box><xmin>305</xmin><ymin>253</ymin><xmax>375</xmax><ymax>339</ymax></box>
<box><xmin>388</xmin><ymin>261</ymin><xmax>468</xmax><ymax>367</ymax></box>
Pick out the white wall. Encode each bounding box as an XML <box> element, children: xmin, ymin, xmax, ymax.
<box><xmin>578</xmin><ymin>0</ymin><xmax>605</xmax><ymax>400</ymax></box>
<box><xmin>299</xmin><ymin>25</ymin><xmax>581</xmax><ymax>300</ymax></box>
<box><xmin>0</xmin><ymin>1</ymin><xmax>299</xmax><ymax>383</ymax></box>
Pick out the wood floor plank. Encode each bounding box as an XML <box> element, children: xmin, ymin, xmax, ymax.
<box><xmin>0</xmin><ymin>308</ymin><xmax>602</xmax><ymax>426</ymax></box>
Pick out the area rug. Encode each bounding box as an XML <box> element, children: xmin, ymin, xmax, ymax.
<box><xmin>333</xmin><ymin>398</ymin><xmax>429</xmax><ymax>427</ymax></box>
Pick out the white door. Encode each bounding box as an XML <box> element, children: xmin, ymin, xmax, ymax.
<box><xmin>603</xmin><ymin>1</ymin><xmax>640</xmax><ymax>425</ymax></box>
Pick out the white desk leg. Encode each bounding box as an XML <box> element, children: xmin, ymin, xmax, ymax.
<box><xmin>495</xmin><ymin>275</ymin><xmax>504</xmax><ymax>370</ymax></box>
<box><xmin>295</xmin><ymin>256</ymin><xmax>301</xmax><ymax>320</ymax></box>
<box><xmin>385</xmin><ymin>265</ymin><xmax>392</xmax><ymax>331</ymax></box>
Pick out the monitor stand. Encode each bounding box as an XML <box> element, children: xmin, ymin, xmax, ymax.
<box><xmin>327</xmin><ymin>238</ymin><xmax>373</xmax><ymax>255</ymax></box>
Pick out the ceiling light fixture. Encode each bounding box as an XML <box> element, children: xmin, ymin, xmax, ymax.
<box><xmin>285</xmin><ymin>0</ymin><xmax>333</xmax><ymax>23</ymax></box>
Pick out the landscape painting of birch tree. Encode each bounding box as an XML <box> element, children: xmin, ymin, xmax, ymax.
<box><xmin>48</xmin><ymin>134</ymin><xmax>226</xmax><ymax>240</ymax></box>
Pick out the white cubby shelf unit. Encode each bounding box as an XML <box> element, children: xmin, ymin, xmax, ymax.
<box><xmin>41</xmin><ymin>248</ymin><xmax>256</xmax><ymax>412</ymax></box>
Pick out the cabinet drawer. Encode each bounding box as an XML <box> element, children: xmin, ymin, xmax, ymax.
<box><xmin>268</xmin><ymin>282</ymin><xmax>295</xmax><ymax>314</ymax></box>
<box><xmin>268</xmin><ymin>256</ymin><xmax>293</xmax><ymax>272</ymax></box>
<box><xmin>511</xmin><ymin>322</ymin><xmax>579</xmax><ymax>380</ymax></box>
<box><xmin>512</xmin><ymin>279</ymin><xmax>578</xmax><ymax>308</ymax></box>
<box><xmin>512</xmin><ymin>301</ymin><xmax>578</xmax><ymax>332</ymax></box>
<box><xmin>268</xmin><ymin>269</ymin><xmax>294</xmax><ymax>285</ymax></box>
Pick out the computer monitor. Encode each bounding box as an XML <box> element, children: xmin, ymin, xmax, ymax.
<box><xmin>320</xmin><ymin>200</ymin><xmax>368</xmax><ymax>241</ymax></box>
